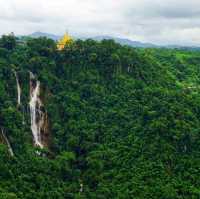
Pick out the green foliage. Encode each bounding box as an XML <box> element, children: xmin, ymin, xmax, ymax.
<box><xmin>0</xmin><ymin>34</ymin><xmax>16</xmax><ymax>51</ymax></box>
<box><xmin>0</xmin><ymin>36</ymin><xmax>200</xmax><ymax>198</ymax></box>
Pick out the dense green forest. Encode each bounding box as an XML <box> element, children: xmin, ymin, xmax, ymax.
<box><xmin>0</xmin><ymin>34</ymin><xmax>200</xmax><ymax>199</ymax></box>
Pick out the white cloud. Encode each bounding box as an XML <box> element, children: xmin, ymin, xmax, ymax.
<box><xmin>0</xmin><ymin>0</ymin><xmax>200</xmax><ymax>45</ymax></box>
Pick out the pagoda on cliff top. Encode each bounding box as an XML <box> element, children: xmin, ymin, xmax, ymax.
<box><xmin>57</xmin><ymin>32</ymin><xmax>72</xmax><ymax>50</ymax></box>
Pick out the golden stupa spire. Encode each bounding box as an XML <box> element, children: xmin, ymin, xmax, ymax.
<box><xmin>57</xmin><ymin>31</ymin><xmax>73</xmax><ymax>50</ymax></box>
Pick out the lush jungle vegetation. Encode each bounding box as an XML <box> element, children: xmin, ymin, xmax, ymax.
<box><xmin>0</xmin><ymin>34</ymin><xmax>200</xmax><ymax>199</ymax></box>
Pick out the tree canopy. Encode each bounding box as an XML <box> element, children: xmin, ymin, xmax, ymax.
<box><xmin>0</xmin><ymin>36</ymin><xmax>200</xmax><ymax>198</ymax></box>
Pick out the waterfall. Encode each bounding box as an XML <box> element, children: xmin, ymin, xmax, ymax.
<box><xmin>1</xmin><ymin>128</ymin><xmax>14</xmax><ymax>156</ymax></box>
<box><xmin>80</xmin><ymin>183</ymin><xmax>83</xmax><ymax>193</ymax></box>
<box><xmin>22</xmin><ymin>106</ymin><xmax>25</xmax><ymax>125</ymax></box>
<box><xmin>29</xmin><ymin>72</ymin><xmax>44</xmax><ymax>148</ymax></box>
<box><xmin>13</xmin><ymin>70</ymin><xmax>21</xmax><ymax>106</ymax></box>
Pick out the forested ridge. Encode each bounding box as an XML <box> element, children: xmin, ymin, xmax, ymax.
<box><xmin>0</xmin><ymin>34</ymin><xmax>200</xmax><ymax>199</ymax></box>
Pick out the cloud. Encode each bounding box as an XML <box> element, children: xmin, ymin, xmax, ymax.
<box><xmin>0</xmin><ymin>0</ymin><xmax>200</xmax><ymax>45</ymax></box>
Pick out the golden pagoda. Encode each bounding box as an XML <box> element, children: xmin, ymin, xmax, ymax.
<box><xmin>57</xmin><ymin>32</ymin><xmax>73</xmax><ymax>50</ymax></box>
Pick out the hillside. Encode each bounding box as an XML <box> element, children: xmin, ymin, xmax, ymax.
<box><xmin>0</xmin><ymin>35</ymin><xmax>200</xmax><ymax>199</ymax></box>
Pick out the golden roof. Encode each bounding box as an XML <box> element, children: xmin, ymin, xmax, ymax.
<box><xmin>57</xmin><ymin>33</ymin><xmax>72</xmax><ymax>50</ymax></box>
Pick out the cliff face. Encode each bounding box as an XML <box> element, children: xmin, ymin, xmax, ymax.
<box><xmin>39</xmin><ymin>110</ymin><xmax>50</xmax><ymax>148</ymax></box>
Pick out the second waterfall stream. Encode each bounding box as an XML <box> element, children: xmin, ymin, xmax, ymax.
<box><xmin>13</xmin><ymin>70</ymin><xmax>21</xmax><ymax>106</ymax></box>
<box><xmin>29</xmin><ymin>72</ymin><xmax>46</xmax><ymax>148</ymax></box>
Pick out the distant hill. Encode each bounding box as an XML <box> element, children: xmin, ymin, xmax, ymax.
<box><xmin>28</xmin><ymin>32</ymin><xmax>61</xmax><ymax>41</ymax></box>
<box><xmin>26</xmin><ymin>32</ymin><xmax>157</xmax><ymax>48</ymax></box>
<box><xmin>92</xmin><ymin>36</ymin><xmax>157</xmax><ymax>48</ymax></box>
<box><xmin>24</xmin><ymin>32</ymin><xmax>200</xmax><ymax>50</ymax></box>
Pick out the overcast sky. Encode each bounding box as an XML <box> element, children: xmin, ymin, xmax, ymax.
<box><xmin>0</xmin><ymin>0</ymin><xmax>200</xmax><ymax>45</ymax></box>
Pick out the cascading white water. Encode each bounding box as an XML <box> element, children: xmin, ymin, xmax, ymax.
<box><xmin>29</xmin><ymin>72</ymin><xmax>44</xmax><ymax>148</ymax></box>
<box><xmin>13</xmin><ymin>70</ymin><xmax>21</xmax><ymax>106</ymax></box>
<box><xmin>1</xmin><ymin>128</ymin><xmax>14</xmax><ymax>156</ymax></box>
<box><xmin>80</xmin><ymin>183</ymin><xmax>83</xmax><ymax>193</ymax></box>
